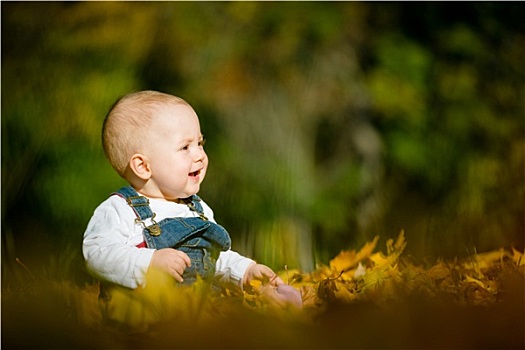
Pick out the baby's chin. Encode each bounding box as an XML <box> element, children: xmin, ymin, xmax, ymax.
<box><xmin>177</xmin><ymin>188</ymin><xmax>201</xmax><ymax>200</ymax></box>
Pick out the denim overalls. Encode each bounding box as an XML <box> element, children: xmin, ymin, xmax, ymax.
<box><xmin>115</xmin><ymin>186</ymin><xmax>232</xmax><ymax>285</ymax></box>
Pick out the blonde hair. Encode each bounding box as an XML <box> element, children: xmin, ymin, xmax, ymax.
<box><xmin>102</xmin><ymin>90</ymin><xmax>188</xmax><ymax>176</ymax></box>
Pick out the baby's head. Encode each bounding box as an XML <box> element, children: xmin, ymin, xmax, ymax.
<box><xmin>103</xmin><ymin>90</ymin><xmax>208</xmax><ymax>200</ymax></box>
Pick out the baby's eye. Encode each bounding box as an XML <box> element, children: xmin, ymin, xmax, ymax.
<box><xmin>181</xmin><ymin>145</ymin><xmax>189</xmax><ymax>151</ymax></box>
<box><xmin>199</xmin><ymin>139</ymin><xmax>206</xmax><ymax>147</ymax></box>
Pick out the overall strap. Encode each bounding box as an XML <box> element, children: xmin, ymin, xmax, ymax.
<box><xmin>112</xmin><ymin>186</ymin><xmax>161</xmax><ymax>236</ymax></box>
<box><xmin>184</xmin><ymin>194</ymin><xmax>209</xmax><ymax>221</ymax></box>
<box><xmin>113</xmin><ymin>186</ymin><xmax>154</xmax><ymax>221</ymax></box>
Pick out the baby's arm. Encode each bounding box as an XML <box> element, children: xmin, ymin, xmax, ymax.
<box><xmin>83</xmin><ymin>197</ymin><xmax>155</xmax><ymax>289</ymax></box>
<box><xmin>150</xmin><ymin>248</ymin><xmax>191</xmax><ymax>283</ymax></box>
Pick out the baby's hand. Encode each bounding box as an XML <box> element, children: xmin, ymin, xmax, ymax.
<box><xmin>243</xmin><ymin>263</ymin><xmax>284</xmax><ymax>288</ymax></box>
<box><xmin>243</xmin><ymin>263</ymin><xmax>303</xmax><ymax>309</ymax></box>
<box><xmin>150</xmin><ymin>248</ymin><xmax>191</xmax><ymax>283</ymax></box>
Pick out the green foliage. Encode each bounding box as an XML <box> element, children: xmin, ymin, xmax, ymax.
<box><xmin>2</xmin><ymin>2</ymin><xmax>524</xmax><ymax>274</ymax></box>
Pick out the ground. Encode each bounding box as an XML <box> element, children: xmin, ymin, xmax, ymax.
<box><xmin>2</xmin><ymin>232</ymin><xmax>524</xmax><ymax>349</ymax></box>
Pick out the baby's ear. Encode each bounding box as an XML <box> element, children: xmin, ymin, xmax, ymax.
<box><xmin>129</xmin><ymin>153</ymin><xmax>151</xmax><ymax>180</ymax></box>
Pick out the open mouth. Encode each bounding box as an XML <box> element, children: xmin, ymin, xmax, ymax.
<box><xmin>189</xmin><ymin>170</ymin><xmax>201</xmax><ymax>177</ymax></box>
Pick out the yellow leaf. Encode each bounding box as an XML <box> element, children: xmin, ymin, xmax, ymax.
<box><xmin>370</xmin><ymin>232</ymin><xmax>406</xmax><ymax>269</ymax></box>
<box><xmin>329</xmin><ymin>236</ymin><xmax>379</xmax><ymax>273</ymax></box>
<box><xmin>359</xmin><ymin>268</ymin><xmax>386</xmax><ymax>291</ymax></box>
<box><xmin>354</xmin><ymin>236</ymin><xmax>380</xmax><ymax>267</ymax></box>
<box><xmin>474</xmin><ymin>249</ymin><xmax>506</xmax><ymax>270</ymax></box>
<box><xmin>465</xmin><ymin>275</ymin><xmax>487</xmax><ymax>290</ymax></box>
<box><xmin>426</xmin><ymin>261</ymin><xmax>450</xmax><ymax>280</ymax></box>
<box><xmin>249</xmin><ymin>279</ymin><xmax>262</xmax><ymax>290</ymax></box>
<box><xmin>340</xmin><ymin>269</ymin><xmax>357</xmax><ymax>282</ymax></box>
<box><xmin>300</xmin><ymin>285</ymin><xmax>320</xmax><ymax>308</ymax></box>
<box><xmin>511</xmin><ymin>247</ymin><xmax>524</xmax><ymax>267</ymax></box>
<box><xmin>310</xmin><ymin>264</ymin><xmax>333</xmax><ymax>281</ymax></box>
<box><xmin>387</xmin><ymin>230</ymin><xmax>407</xmax><ymax>255</ymax></box>
<box><xmin>329</xmin><ymin>250</ymin><xmax>357</xmax><ymax>272</ymax></box>
<box><xmin>333</xmin><ymin>280</ymin><xmax>358</xmax><ymax>302</ymax></box>
<box><xmin>369</xmin><ymin>252</ymin><xmax>390</xmax><ymax>268</ymax></box>
<box><xmin>276</xmin><ymin>268</ymin><xmax>302</xmax><ymax>285</ymax></box>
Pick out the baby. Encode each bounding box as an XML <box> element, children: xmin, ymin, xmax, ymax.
<box><xmin>83</xmin><ymin>90</ymin><xmax>283</xmax><ymax>297</ymax></box>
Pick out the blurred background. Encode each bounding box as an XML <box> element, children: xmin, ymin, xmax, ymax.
<box><xmin>2</xmin><ymin>2</ymin><xmax>524</xmax><ymax>285</ymax></box>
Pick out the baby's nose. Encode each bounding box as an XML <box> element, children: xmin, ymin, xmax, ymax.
<box><xmin>193</xmin><ymin>147</ymin><xmax>206</xmax><ymax>161</ymax></box>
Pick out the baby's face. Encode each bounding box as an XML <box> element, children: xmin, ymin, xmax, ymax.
<box><xmin>143</xmin><ymin>103</ymin><xmax>208</xmax><ymax>200</ymax></box>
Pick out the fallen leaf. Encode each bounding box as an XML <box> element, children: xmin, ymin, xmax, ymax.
<box><xmin>329</xmin><ymin>236</ymin><xmax>379</xmax><ymax>273</ymax></box>
<box><xmin>511</xmin><ymin>247</ymin><xmax>524</xmax><ymax>267</ymax></box>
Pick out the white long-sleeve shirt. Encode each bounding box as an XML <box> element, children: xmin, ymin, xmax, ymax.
<box><xmin>83</xmin><ymin>194</ymin><xmax>254</xmax><ymax>289</ymax></box>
